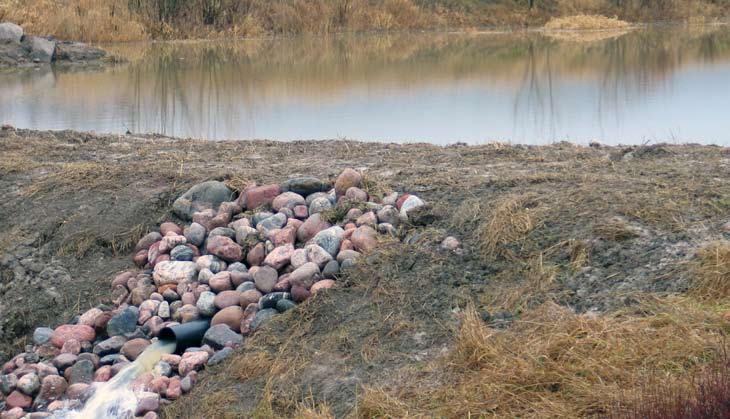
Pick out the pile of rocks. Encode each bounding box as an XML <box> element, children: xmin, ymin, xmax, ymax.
<box><xmin>0</xmin><ymin>22</ymin><xmax>108</xmax><ymax>67</ymax></box>
<box><xmin>0</xmin><ymin>169</ymin><xmax>427</xmax><ymax>419</ymax></box>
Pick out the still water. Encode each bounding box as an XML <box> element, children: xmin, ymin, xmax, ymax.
<box><xmin>1</xmin><ymin>26</ymin><xmax>729</xmax><ymax>145</ymax></box>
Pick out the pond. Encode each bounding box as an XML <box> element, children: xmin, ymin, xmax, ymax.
<box><xmin>1</xmin><ymin>26</ymin><xmax>730</xmax><ymax>145</ymax></box>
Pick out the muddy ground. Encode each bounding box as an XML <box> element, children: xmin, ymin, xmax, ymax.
<box><xmin>2</xmin><ymin>128</ymin><xmax>730</xmax><ymax>417</ymax></box>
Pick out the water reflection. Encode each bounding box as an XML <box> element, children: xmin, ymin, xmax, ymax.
<box><xmin>1</xmin><ymin>26</ymin><xmax>730</xmax><ymax>144</ymax></box>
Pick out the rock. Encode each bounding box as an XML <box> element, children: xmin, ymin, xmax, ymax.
<box><xmin>311</xmin><ymin>226</ymin><xmax>345</xmax><ymax>257</ymax></box>
<box><xmin>152</xmin><ymin>361</ymin><xmax>172</xmax><ymax>378</ymax></box>
<box><xmin>158</xmin><ymin>301</ymin><xmax>171</xmax><ymax>319</ymax></box>
<box><xmin>378</xmin><ymin>205</ymin><xmax>400</xmax><ymax>225</ymax></box>
<box><xmin>305</xmin><ymin>244</ymin><xmax>333</xmax><ymax>268</ymax></box>
<box><xmin>106</xmin><ymin>306</ymin><xmax>139</xmax><ymax>336</ymax></box>
<box><xmin>51</xmin><ymin>354</ymin><xmax>77</xmax><ymax>370</ymax></box>
<box><xmin>214</xmin><ymin>291</ymin><xmax>241</xmax><ymax>309</ymax></box>
<box><xmin>93</xmin><ymin>336</ymin><xmax>127</xmax><ymax>356</ymax></box>
<box><xmin>32</xmin><ymin>327</ymin><xmax>53</xmax><ymax>346</ymax></box>
<box><xmin>0</xmin><ymin>23</ymin><xmax>23</xmax><ymax>43</ymax></box>
<box><xmin>177</xmin><ymin>352</ymin><xmax>208</xmax><ymax>375</ymax></box>
<box><xmin>247</xmin><ymin>242</ymin><xmax>266</xmax><ymax>266</ymax></box>
<box><xmin>253</xmin><ymin>266</ymin><xmax>278</xmax><ymax>293</ymax></box>
<box><xmin>196</xmin><ymin>292</ymin><xmax>217</xmax><ymax>317</ymax></box>
<box><xmin>77</xmin><ymin>353</ymin><xmax>99</xmax><ymax>369</ymax></box>
<box><xmin>356</xmin><ymin>211</ymin><xmax>378</xmax><ymax>227</ymax></box>
<box><xmin>5</xmin><ymin>391</ymin><xmax>32</xmax><ymax>409</ymax></box>
<box><xmin>290</xmin><ymin>285</ymin><xmax>310</xmax><ymax>303</ymax></box>
<box><xmin>0</xmin><ymin>374</ymin><xmax>17</xmax><ymax>395</ymax></box>
<box><xmin>351</xmin><ymin>225</ymin><xmax>378</xmax><ymax>253</ymax></box>
<box><xmin>345</xmin><ymin>186</ymin><xmax>368</xmax><ymax>202</ymax></box>
<box><xmin>264</xmin><ymin>244</ymin><xmax>295</xmax><ymax>270</ymax></box>
<box><xmin>382</xmin><ymin>192</ymin><xmax>399</xmax><ymax>206</ymax></box>
<box><xmin>61</xmin><ymin>339</ymin><xmax>81</xmax><ymax>355</ymax></box>
<box><xmin>235</xmin><ymin>225</ymin><xmax>258</xmax><ymax>246</ymax></box>
<box><xmin>131</xmin><ymin>284</ymin><xmax>157</xmax><ymax>306</ymax></box>
<box><xmin>259</xmin><ymin>292</ymin><xmax>290</xmax><ymax>310</ymax></box>
<box><xmin>183</xmin><ymin>223</ymin><xmax>207</xmax><ymax>247</ymax></box>
<box><xmin>159</xmin><ymin>222</ymin><xmax>182</xmax><ymax>236</ymax></box>
<box><xmin>399</xmin><ymin>195</ymin><xmax>426</xmax><ymax>219</ymax></box>
<box><xmin>54</xmin><ymin>41</ymin><xmax>106</xmax><ymax>62</ymax></box>
<box><xmin>211</xmin><ymin>306</ymin><xmax>244</xmax><ymax>332</ymax></box>
<box><xmin>135</xmin><ymin>392</ymin><xmax>160</xmax><ymax>416</ymax></box>
<box><xmin>153</xmin><ymin>261</ymin><xmax>198</xmax><ymax>287</ymax></box>
<box><xmin>267</xmin><ymin>226</ymin><xmax>297</xmax><ymax>246</ymax></box>
<box><xmin>206</xmin><ymin>236</ymin><xmax>242</xmax><ymax>262</ymax></box>
<box><xmin>322</xmin><ymin>260</ymin><xmax>340</xmax><ymax>279</ymax></box>
<box><xmin>136</xmin><ymin>232</ymin><xmax>162</xmax><ymax>252</ymax></box>
<box><xmin>289</xmin><ymin>262</ymin><xmax>320</xmax><ymax>289</ymax></box>
<box><xmin>207</xmin><ymin>347</ymin><xmax>234</xmax><ymax>366</ymax></box>
<box><xmin>290</xmin><ymin>248</ymin><xmax>308</xmax><ymax>269</ymax></box>
<box><xmin>256</xmin><ymin>212</ymin><xmax>287</xmax><ymax>235</ymax></box>
<box><xmin>293</xmin><ymin>205</ymin><xmax>309</xmax><ymax>219</ymax></box>
<box><xmin>209</xmin><ymin>271</ymin><xmax>233</xmax><ymax>292</ymax></box>
<box><xmin>203</xmin><ymin>324</ymin><xmax>244</xmax><ymax>350</ymax></box>
<box><xmin>297</xmin><ymin>213</ymin><xmax>331</xmax><ymax>242</ymax></box>
<box><xmin>1</xmin><ymin>407</ymin><xmax>25</xmax><ymax>419</ymax></box>
<box><xmin>335</xmin><ymin>168</ymin><xmax>362</xmax><ymax>197</ymax></box>
<box><xmin>308</xmin><ymin>196</ymin><xmax>333</xmax><ymax>214</ymax></box>
<box><xmin>170</xmin><ymin>245</ymin><xmax>194</xmax><ymax>261</ymax></box>
<box><xmin>26</xmin><ymin>36</ymin><xmax>55</xmax><ymax>63</ymax></box>
<box><xmin>51</xmin><ymin>325</ymin><xmax>95</xmax><ymax>348</ymax></box>
<box><xmin>346</xmin><ymin>208</ymin><xmax>363</xmax><ymax>221</ymax></box>
<box><xmin>311</xmin><ymin>279</ymin><xmax>336</xmax><ymax>294</ymax></box>
<box><xmin>250</xmin><ymin>309</ymin><xmax>278</xmax><ymax>332</ymax></box>
<box><xmin>78</xmin><ymin>308</ymin><xmax>104</xmax><ymax>327</ymax></box>
<box><xmin>121</xmin><ymin>339</ymin><xmax>151</xmax><ymax>361</ymax></box>
<box><xmin>272</xmin><ymin>192</ymin><xmax>306</xmax><ymax>212</ymax></box>
<box><xmin>276</xmin><ymin>299</ymin><xmax>296</xmax><ymax>312</ymax></box>
<box><xmin>67</xmin><ymin>360</ymin><xmax>94</xmax><ymax>385</ymax></box>
<box><xmin>241</xmin><ymin>184</ymin><xmax>281</xmax><ymax>210</ymax></box>
<box><xmin>281</xmin><ymin>177</ymin><xmax>328</xmax><ymax>196</ymax></box>
<box><xmin>172</xmin><ymin>181</ymin><xmax>233</xmax><ymax>220</ymax></box>
<box><xmin>336</xmin><ymin>249</ymin><xmax>361</xmax><ymax>263</ymax></box>
<box><xmin>16</xmin><ymin>373</ymin><xmax>39</xmax><ymax>395</ymax></box>
<box><xmin>208</xmin><ymin>227</ymin><xmax>236</xmax><ymax>239</ymax></box>
<box><xmin>239</xmin><ymin>289</ymin><xmax>263</xmax><ymax>307</ymax></box>
<box><xmin>196</xmin><ymin>255</ymin><xmax>226</xmax><ymax>273</ymax></box>
<box><xmin>441</xmin><ymin>236</ymin><xmax>461</xmax><ymax>251</ymax></box>
<box><xmin>36</xmin><ymin>375</ymin><xmax>67</xmax><ymax>406</ymax></box>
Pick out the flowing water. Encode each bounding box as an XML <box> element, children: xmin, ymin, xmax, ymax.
<box><xmin>1</xmin><ymin>25</ymin><xmax>730</xmax><ymax>144</ymax></box>
<box><xmin>51</xmin><ymin>339</ymin><xmax>176</xmax><ymax>419</ymax></box>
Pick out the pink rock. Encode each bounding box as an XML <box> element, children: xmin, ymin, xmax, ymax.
<box><xmin>273</xmin><ymin>275</ymin><xmax>291</xmax><ymax>292</ymax></box>
<box><xmin>272</xmin><ymin>192</ymin><xmax>306</xmax><ymax>211</ymax></box>
<box><xmin>148</xmin><ymin>376</ymin><xmax>169</xmax><ymax>394</ymax></box>
<box><xmin>395</xmin><ymin>193</ymin><xmax>412</xmax><ymax>210</ymax></box>
<box><xmin>51</xmin><ymin>325</ymin><xmax>95</xmax><ymax>349</ymax></box>
<box><xmin>143</xmin><ymin>412</ymin><xmax>159</xmax><ymax>419</ymax></box>
<box><xmin>166</xmin><ymin>377</ymin><xmax>182</xmax><ymax>400</ymax></box>
<box><xmin>4</xmin><ymin>391</ymin><xmax>29</xmax><ymax>408</ymax></box>
<box><xmin>214</xmin><ymin>290</ymin><xmax>241</xmax><ymax>309</ymax></box>
<box><xmin>111</xmin><ymin>272</ymin><xmax>134</xmax><ymax>290</ymax></box>
<box><xmin>211</xmin><ymin>306</ymin><xmax>244</xmax><ymax>332</ymax></box>
<box><xmin>121</xmin><ymin>338</ymin><xmax>151</xmax><ymax>361</ymax></box>
<box><xmin>311</xmin><ymin>279</ymin><xmax>335</xmax><ymax>294</ymax></box>
<box><xmin>286</xmin><ymin>218</ymin><xmax>303</xmax><ymax>230</ymax></box>
<box><xmin>152</xmin><ymin>254</ymin><xmax>170</xmax><ymax>267</ymax></box>
<box><xmin>240</xmin><ymin>304</ymin><xmax>259</xmax><ymax>336</ymax></box>
<box><xmin>147</xmin><ymin>241</ymin><xmax>162</xmax><ymax>263</ymax></box>
<box><xmin>94</xmin><ymin>365</ymin><xmax>112</xmax><ymax>382</ymax></box>
<box><xmin>350</xmin><ymin>225</ymin><xmax>378</xmax><ymax>253</ymax></box>
<box><xmin>305</xmin><ymin>244</ymin><xmax>333</xmax><ymax>268</ymax></box>
<box><xmin>335</xmin><ymin>168</ymin><xmax>362</xmax><ymax>198</ymax></box>
<box><xmin>230</xmin><ymin>271</ymin><xmax>250</xmax><ymax>287</ymax></box>
<box><xmin>218</xmin><ymin>201</ymin><xmax>242</xmax><ymax>217</ymax></box>
<box><xmin>192</xmin><ymin>209</ymin><xmax>215</xmax><ymax>231</ymax></box>
<box><xmin>208</xmin><ymin>271</ymin><xmax>233</xmax><ymax>292</ymax></box>
<box><xmin>293</xmin><ymin>205</ymin><xmax>308</xmax><ymax>219</ymax></box>
<box><xmin>297</xmin><ymin>213</ymin><xmax>331</xmax><ymax>243</ymax></box>
<box><xmin>178</xmin><ymin>352</ymin><xmax>209</xmax><ymax>376</ymax></box>
<box><xmin>239</xmin><ymin>289</ymin><xmax>263</xmax><ymax>307</ymax></box>
<box><xmin>289</xmin><ymin>262</ymin><xmax>321</xmax><ymax>289</ymax></box>
<box><xmin>61</xmin><ymin>339</ymin><xmax>81</xmax><ymax>355</ymax></box>
<box><xmin>263</xmin><ymin>244</ymin><xmax>295</xmax><ymax>270</ymax></box>
<box><xmin>340</xmin><ymin>239</ymin><xmax>355</xmax><ymax>252</ymax></box>
<box><xmin>133</xmin><ymin>250</ymin><xmax>149</xmax><ymax>267</ymax></box>
<box><xmin>132</xmin><ymin>372</ymin><xmax>154</xmax><ymax>393</ymax></box>
<box><xmin>356</xmin><ymin>211</ymin><xmax>378</xmax><ymax>227</ymax></box>
<box><xmin>161</xmin><ymin>354</ymin><xmax>181</xmax><ymax>367</ymax></box>
<box><xmin>290</xmin><ymin>248</ymin><xmax>308</xmax><ymax>269</ymax></box>
<box><xmin>66</xmin><ymin>383</ymin><xmax>90</xmax><ymax>400</ymax></box>
<box><xmin>37</xmin><ymin>374</ymin><xmax>67</xmax><ymax>404</ymax></box>
<box><xmin>160</xmin><ymin>222</ymin><xmax>182</xmax><ymax>236</ymax></box>
<box><xmin>152</xmin><ymin>261</ymin><xmax>198</xmax><ymax>287</ymax></box>
<box><xmin>267</xmin><ymin>226</ymin><xmax>297</xmax><ymax>246</ymax></box>
<box><xmin>135</xmin><ymin>391</ymin><xmax>160</xmax><ymax>415</ymax></box>
<box><xmin>246</xmin><ymin>242</ymin><xmax>266</xmax><ymax>266</ymax></box>
<box><xmin>345</xmin><ymin>187</ymin><xmax>368</xmax><ymax>202</ymax></box>
<box><xmin>242</xmin><ymin>184</ymin><xmax>281</xmax><ymax>210</ymax></box>
<box><xmin>206</xmin><ymin>236</ymin><xmax>243</xmax><ymax>262</ymax></box>
<box><xmin>1</xmin><ymin>407</ymin><xmax>25</xmax><ymax>419</ymax></box>
<box><xmin>290</xmin><ymin>285</ymin><xmax>311</xmax><ymax>303</ymax></box>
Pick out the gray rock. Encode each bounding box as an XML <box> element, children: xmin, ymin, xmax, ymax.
<box><xmin>196</xmin><ymin>291</ymin><xmax>217</xmax><ymax>317</ymax></box>
<box><xmin>281</xmin><ymin>177</ymin><xmax>328</xmax><ymax>197</ymax></box>
<box><xmin>163</xmin><ymin>289</ymin><xmax>180</xmax><ymax>302</ymax></box>
<box><xmin>158</xmin><ymin>301</ymin><xmax>170</xmax><ymax>319</ymax></box>
<box><xmin>198</xmin><ymin>268</ymin><xmax>214</xmax><ymax>284</ymax></box>
<box><xmin>207</xmin><ymin>347</ymin><xmax>234</xmax><ymax>366</ymax></box>
<box><xmin>0</xmin><ymin>41</ymin><xmax>28</xmax><ymax>66</ymax></box>
<box><xmin>308</xmin><ymin>196</ymin><xmax>333</xmax><ymax>214</ymax></box>
<box><xmin>311</xmin><ymin>226</ymin><xmax>345</xmax><ymax>257</ymax></box>
<box><xmin>209</xmin><ymin>227</ymin><xmax>235</xmax><ymax>239</ymax></box>
<box><xmin>235</xmin><ymin>226</ymin><xmax>258</xmax><ymax>246</ymax></box>
<box><xmin>28</xmin><ymin>36</ymin><xmax>56</xmax><ymax>63</ymax></box>
<box><xmin>170</xmin><ymin>245</ymin><xmax>194</xmax><ymax>261</ymax></box>
<box><xmin>250</xmin><ymin>308</ymin><xmax>278</xmax><ymax>331</ymax></box>
<box><xmin>377</xmin><ymin>205</ymin><xmax>400</xmax><ymax>225</ymax></box>
<box><xmin>228</xmin><ymin>262</ymin><xmax>248</xmax><ymax>273</ymax></box>
<box><xmin>399</xmin><ymin>195</ymin><xmax>426</xmax><ymax>220</ymax></box>
<box><xmin>0</xmin><ymin>23</ymin><xmax>23</xmax><ymax>42</ymax></box>
<box><xmin>256</xmin><ymin>212</ymin><xmax>287</xmax><ymax>235</ymax></box>
<box><xmin>252</xmin><ymin>211</ymin><xmax>274</xmax><ymax>227</ymax></box>
<box><xmin>341</xmin><ymin>258</ymin><xmax>358</xmax><ymax>270</ymax></box>
<box><xmin>0</xmin><ymin>374</ymin><xmax>17</xmax><ymax>395</ymax></box>
<box><xmin>172</xmin><ymin>181</ymin><xmax>233</xmax><ymax>221</ymax></box>
<box><xmin>202</xmin><ymin>324</ymin><xmax>243</xmax><ymax>350</ymax></box>
<box><xmin>322</xmin><ymin>260</ymin><xmax>340</xmax><ymax>279</ymax></box>
<box><xmin>99</xmin><ymin>354</ymin><xmax>127</xmax><ymax>366</ymax></box>
<box><xmin>68</xmin><ymin>360</ymin><xmax>94</xmax><ymax>385</ymax></box>
<box><xmin>253</xmin><ymin>266</ymin><xmax>278</xmax><ymax>294</ymax></box>
<box><xmin>152</xmin><ymin>361</ymin><xmax>172</xmax><ymax>377</ymax></box>
<box><xmin>33</xmin><ymin>327</ymin><xmax>54</xmax><ymax>345</ymax></box>
<box><xmin>236</xmin><ymin>282</ymin><xmax>256</xmax><ymax>292</ymax></box>
<box><xmin>52</xmin><ymin>353</ymin><xmax>77</xmax><ymax>370</ymax></box>
<box><xmin>276</xmin><ymin>299</ymin><xmax>296</xmax><ymax>313</ymax></box>
<box><xmin>306</xmin><ymin>192</ymin><xmax>330</xmax><ymax>206</ymax></box>
<box><xmin>53</xmin><ymin>41</ymin><xmax>106</xmax><ymax>62</ymax></box>
<box><xmin>183</xmin><ymin>223</ymin><xmax>207</xmax><ymax>247</ymax></box>
<box><xmin>106</xmin><ymin>306</ymin><xmax>139</xmax><ymax>337</ymax></box>
<box><xmin>259</xmin><ymin>292</ymin><xmax>290</xmax><ymax>310</ymax></box>
<box><xmin>16</xmin><ymin>372</ymin><xmax>39</xmax><ymax>396</ymax></box>
<box><xmin>93</xmin><ymin>336</ymin><xmax>127</xmax><ymax>356</ymax></box>
<box><xmin>180</xmin><ymin>375</ymin><xmax>194</xmax><ymax>393</ymax></box>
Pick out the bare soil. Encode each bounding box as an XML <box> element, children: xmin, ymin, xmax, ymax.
<box><xmin>2</xmin><ymin>128</ymin><xmax>730</xmax><ymax>417</ymax></box>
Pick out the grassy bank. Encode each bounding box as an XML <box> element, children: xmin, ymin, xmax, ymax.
<box><xmin>1</xmin><ymin>0</ymin><xmax>729</xmax><ymax>42</ymax></box>
<box><xmin>3</xmin><ymin>129</ymin><xmax>730</xmax><ymax>417</ymax></box>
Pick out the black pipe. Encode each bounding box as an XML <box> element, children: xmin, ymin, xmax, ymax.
<box><xmin>158</xmin><ymin>320</ymin><xmax>211</xmax><ymax>353</ymax></box>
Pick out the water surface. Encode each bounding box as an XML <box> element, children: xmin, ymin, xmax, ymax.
<box><xmin>1</xmin><ymin>26</ymin><xmax>730</xmax><ymax>145</ymax></box>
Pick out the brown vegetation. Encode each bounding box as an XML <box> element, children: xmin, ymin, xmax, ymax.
<box><xmin>1</xmin><ymin>0</ymin><xmax>729</xmax><ymax>42</ymax></box>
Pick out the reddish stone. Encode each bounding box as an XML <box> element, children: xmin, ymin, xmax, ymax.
<box><xmin>94</xmin><ymin>365</ymin><xmax>112</xmax><ymax>382</ymax></box>
<box><xmin>218</xmin><ymin>201</ymin><xmax>242</xmax><ymax>217</ymax></box>
<box><xmin>133</xmin><ymin>250</ymin><xmax>149</xmax><ymax>267</ymax></box>
<box><xmin>239</xmin><ymin>289</ymin><xmax>263</xmax><ymax>307</ymax></box>
<box><xmin>356</xmin><ymin>211</ymin><xmax>377</xmax><ymax>227</ymax></box>
<box><xmin>159</xmin><ymin>222</ymin><xmax>182</xmax><ymax>236</ymax></box>
<box><xmin>311</xmin><ymin>279</ymin><xmax>335</xmax><ymax>294</ymax></box>
<box><xmin>293</xmin><ymin>205</ymin><xmax>308</xmax><ymax>219</ymax></box>
<box><xmin>239</xmin><ymin>303</ymin><xmax>259</xmax><ymax>336</ymax></box>
<box><xmin>273</xmin><ymin>275</ymin><xmax>291</xmax><ymax>292</ymax></box>
<box><xmin>166</xmin><ymin>377</ymin><xmax>182</xmax><ymax>400</ymax></box>
<box><xmin>286</xmin><ymin>218</ymin><xmax>303</xmax><ymax>230</ymax></box>
<box><xmin>243</xmin><ymin>184</ymin><xmax>281</xmax><ymax>210</ymax></box>
<box><xmin>178</xmin><ymin>352</ymin><xmax>209</xmax><ymax>376</ymax></box>
<box><xmin>396</xmin><ymin>193</ymin><xmax>412</xmax><ymax>210</ymax></box>
<box><xmin>61</xmin><ymin>339</ymin><xmax>81</xmax><ymax>355</ymax></box>
<box><xmin>211</xmin><ymin>306</ymin><xmax>244</xmax><ymax>332</ymax></box>
<box><xmin>296</xmin><ymin>213</ymin><xmax>331</xmax><ymax>243</ymax></box>
<box><xmin>267</xmin><ymin>226</ymin><xmax>297</xmax><ymax>246</ymax></box>
<box><xmin>135</xmin><ymin>392</ymin><xmax>160</xmax><ymax>415</ymax></box>
<box><xmin>207</xmin><ymin>236</ymin><xmax>242</xmax><ymax>262</ymax></box>
<box><xmin>78</xmin><ymin>308</ymin><xmax>103</xmax><ymax>327</ymax></box>
<box><xmin>340</xmin><ymin>239</ymin><xmax>355</xmax><ymax>252</ymax></box>
<box><xmin>290</xmin><ymin>285</ymin><xmax>311</xmax><ymax>303</ymax></box>
<box><xmin>148</xmin><ymin>376</ymin><xmax>169</xmax><ymax>394</ymax></box>
<box><xmin>192</xmin><ymin>209</ymin><xmax>215</xmax><ymax>231</ymax></box>
<box><xmin>263</xmin><ymin>244</ymin><xmax>295</xmax><ymax>270</ymax></box>
<box><xmin>230</xmin><ymin>271</ymin><xmax>250</xmax><ymax>287</ymax></box>
<box><xmin>37</xmin><ymin>375</ymin><xmax>67</xmax><ymax>404</ymax></box>
<box><xmin>5</xmin><ymin>390</ymin><xmax>32</xmax><ymax>409</ymax></box>
<box><xmin>214</xmin><ymin>290</ymin><xmax>241</xmax><ymax>309</ymax></box>
<box><xmin>350</xmin><ymin>226</ymin><xmax>378</xmax><ymax>253</ymax></box>
<box><xmin>157</xmin><ymin>283</ymin><xmax>178</xmax><ymax>294</ymax></box>
<box><xmin>94</xmin><ymin>311</ymin><xmax>113</xmax><ymax>331</ymax></box>
<box><xmin>208</xmin><ymin>271</ymin><xmax>233</xmax><ymax>292</ymax></box>
<box><xmin>246</xmin><ymin>242</ymin><xmax>266</xmax><ymax>266</ymax></box>
<box><xmin>1</xmin><ymin>407</ymin><xmax>25</xmax><ymax>419</ymax></box>
<box><xmin>334</xmin><ymin>168</ymin><xmax>362</xmax><ymax>198</ymax></box>
<box><xmin>345</xmin><ymin>187</ymin><xmax>368</xmax><ymax>202</ymax></box>
<box><xmin>121</xmin><ymin>338</ymin><xmax>151</xmax><ymax>361</ymax></box>
<box><xmin>161</xmin><ymin>354</ymin><xmax>181</xmax><ymax>367</ymax></box>
<box><xmin>111</xmin><ymin>272</ymin><xmax>134</xmax><ymax>289</ymax></box>
<box><xmin>51</xmin><ymin>325</ymin><xmax>95</xmax><ymax>348</ymax></box>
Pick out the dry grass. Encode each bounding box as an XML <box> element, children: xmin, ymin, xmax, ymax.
<box><xmin>475</xmin><ymin>193</ymin><xmax>546</xmax><ymax>262</ymax></box>
<box><xmin>594</xmin><ymin>217</ymin><xmax>641</xmax><ymax>241</ymax></box>
<box><xmin>544</xmin><ymin>14</ymin><xmax>632</xmax><ymax>31</ymax></box>
<box><xmin>358</xmin><ymin>297</ymin><xmax>729</xmax><ymax>418</ymax></box>
<box><xmin>691</xmin><ymin>241</ymin><xmax>730</xmax><ymax>300</ymax></box>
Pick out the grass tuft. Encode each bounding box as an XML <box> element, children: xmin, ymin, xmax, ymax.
<box><xmin>691</xmin><ymin>241</ymin><xmax>730</xmax><ymax>300</ymax></box>
<box><xmin>544</xmin><ymin>14</ymin><xmax>631</xmax><ymax>30</ymax></box>
<box><xmin>475</xmin><ymin>193</ymin><xmax>545</xmax><ymax>262</ymax></box>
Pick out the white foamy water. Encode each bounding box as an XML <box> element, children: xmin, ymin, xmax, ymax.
<box><xmin>50</xmin><ymin>339</ymin><xmax>176</xmax><ymax>419</ymax></box>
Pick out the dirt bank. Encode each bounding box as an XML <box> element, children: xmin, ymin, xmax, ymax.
<box><xmin>2</xmin><ymin>128</ymin><xmax>730</xmax><ymax>417</ymax></box>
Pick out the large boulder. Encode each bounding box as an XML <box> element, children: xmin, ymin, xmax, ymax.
<box><xmin>280</xmin><ymin>176</ymin><xmax>328</xmax><ymax>197</ymax></box>
<box><xmin>172</xmin><ymin>181</ymin><xmax>233</xmax><ymax>220</ymax></box>
<box><xmin>153</xmin><ymin>261</ymin><xmax>198</xmax><ymax>287</ymax></box>
<box><xmin>28</xmin><ymin>36</ymin><xmax>56</xmax><ymax>63</ymax></box>
<box><xmin>0</xmin><ymin>23</ymin><xmax>23</xmax><ymax>43</ymax></box>
<box><xmin>54</xmin><ymin>41</ymin><xmax>106</xmax><ymax>62</ymax></box>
